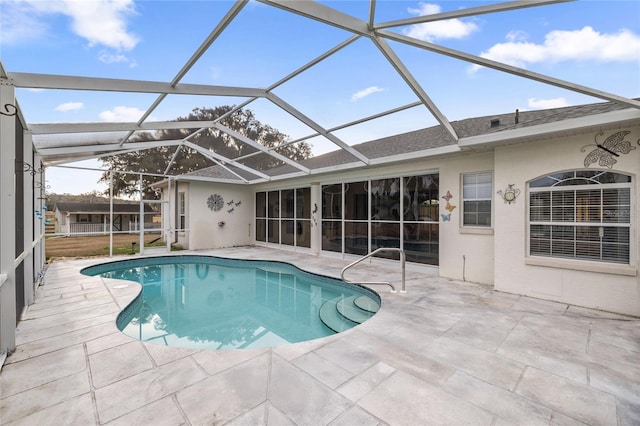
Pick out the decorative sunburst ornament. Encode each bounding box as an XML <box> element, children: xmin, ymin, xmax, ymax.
<box><xmin>207</xmin><ymin>194</ymin><xmax>224</xmax><ymax>212</ymax></box>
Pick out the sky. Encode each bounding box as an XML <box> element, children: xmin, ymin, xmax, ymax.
<box><xmin>1</xmin><ymin>0</ymin><xmax>639</xmax><ymax>195</ymax></box>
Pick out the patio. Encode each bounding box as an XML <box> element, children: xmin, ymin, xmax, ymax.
<box><xmin>1</xmin><ymin>246</ymin><xmax>638</xmax><ymax>425</ymax></box>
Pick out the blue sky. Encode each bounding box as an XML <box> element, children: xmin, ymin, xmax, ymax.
<box><xmin>1</xmin><ymin>0</ymin><xmax>639</xmax><ymax>195</ymax></box>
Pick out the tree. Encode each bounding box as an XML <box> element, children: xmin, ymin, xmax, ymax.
<box><xmin>99</xmin><ymin>106</ymin><xmax>312</xmax><ymax>199</ymax></box>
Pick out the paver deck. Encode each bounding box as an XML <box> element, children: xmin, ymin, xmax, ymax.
<box><xmin>1</xmin><ymin>247</ymin><xmax>638</xmax><ymax>425</ymax></box>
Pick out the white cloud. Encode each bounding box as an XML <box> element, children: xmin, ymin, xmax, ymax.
<box><xmin>99</xmin><ymin>106</ymin><xmax>147</xmax><ymax>122</ymax></box>
<box><xmin>0</xmin><ymin>2</ymin><xmax>50</xmax><ymax>44</ymax></box>
<box><xmin>505</xmin><ymin>30</ymin><xmax>528</xmax><ymax>43</ymax></box>
<box><xmin>528</xmin><ymin>97</ymin><xmax>570</xmax><ymax>109</ymax></box>
<box><xmin>403</xmin><ymin>3</ymin><xmax>479</xmax><ymax>42</ymax></box>
<box><xmin>55</xmin><ymin>102</ymin><xmax>84</xmax><ymax>112</ymax></box>
<box><xmin>351</xmin><ymin>86</ymin><xmax>385</xmax><ymax>102</ymax></box>
<box><xmin>1</xmin><ymin>0</ymin><xmax>139</xmax><ymax>51</ymax></box>
<box><xmin>471</xmin><ymin>26</ymin><xmax>640</xmax><ymax>72</ymax></box>
<box><xmin>98</xmin><ymin>51</ymin><xmax>137</xmax><ymax>67</ymax></box>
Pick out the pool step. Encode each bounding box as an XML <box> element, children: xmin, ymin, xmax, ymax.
<box><xmin>319</xmin><ymin>297</ymin><xmax>355</xmax><ymax>333</ymax></box>
<box><xmin>336</xmin><ymin>296</ymin><xmax>375</xmax><ymax>324</ymax></box>
<box><xmin>319</xmin><ymin>295</ymin><xmax>379</xmax><ymax>333</ymax></box>
<box><xmin>354</xmin><ymin>295</ymin><xmax>380</xmax><ymax>313</ymax></box>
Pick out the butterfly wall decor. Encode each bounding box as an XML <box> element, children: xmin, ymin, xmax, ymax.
<box><xmin>581</xmin><ymin>130</ymin><xmax>636</xmax><ymax>168</ymax></box>
<box><xmin>441</xmin><ymin>213</ymin><xmax>451</xmax><ymax>222</ymax></box>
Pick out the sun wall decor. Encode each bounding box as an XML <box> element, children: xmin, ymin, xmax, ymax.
<box><xmin>207</xmin><ymin>194</ymin><xmax>224</xmax><ymax>212</ymax></box>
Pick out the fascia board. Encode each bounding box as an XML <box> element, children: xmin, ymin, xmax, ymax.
<box><xmin>459</xmin><ymin>109</ymin><xmax>640</xmax><ymax>148</ymax></box>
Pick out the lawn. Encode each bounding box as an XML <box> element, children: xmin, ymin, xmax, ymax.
<box><xmin>45</xmin><ymin>233</ymin><xmax>178</xmax><ymax>260</ymax></box>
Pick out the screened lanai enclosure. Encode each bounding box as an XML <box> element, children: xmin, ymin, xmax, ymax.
<box><xmin>1</xmin><ymin>0</ymin><xmax>639</xmax><ymax>354</ymax></box>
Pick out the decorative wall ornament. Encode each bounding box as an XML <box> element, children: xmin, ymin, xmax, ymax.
<box><xmin>581</xmin><ymin>130</ymin><xmax>636</xmax><ymax>168</ymax></box>
<box><xmin>497</xmin><ymin>184</ymin><xmax>521</xmax><ymax>204</ymax></box>
<box><xmin>34</xmin><ymin>182</ymin><xmax>50</xmax><ymax>190</ymax></box>
<box><xmin>441</xmin><ymin>190</ymin><xmax>456</xmax><ymax>221</ymax></box>
<box><xmin>0</xmin><ymin>104</ymin><xmax>17</xmax><ymax>117</ymax></box>
<box><xmin>16</xmin><ymin>161</ymin><xmax>45</xmax><ymax>176</ymax></box>
<box><xmin>207</xmin><ymin>194</ymin><xmax>224</xmax><ymax>212</ymax></box>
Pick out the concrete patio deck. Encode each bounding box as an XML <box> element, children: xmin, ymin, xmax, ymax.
<box><xmin>1</xmin><ymin>246</ymin><xmax>638</xmax><ymax>425</ymax></box>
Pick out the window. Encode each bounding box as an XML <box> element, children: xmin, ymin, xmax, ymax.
<box><xmin>255</xmin><ymin>188</ymin><xmax>311</xmax><ymax>248</ymax></box>
<box><xmin>529</xmin><ymin>170</ymin><xmax>631</xmax><ymax>264</ymax></box>
<box><xmin>178</xmin><ymin>192</ymin><xmax>185</xmax><ymax>231</ymax></box>
<box><xmin>321</xmin><ymin>175</ymin><xmax>439</xmax><ymax>265</ymax></box>
<box><xmin>462</xmin><ymin>172</ymin><xmax>492</xmax><ymax>226</ymax></box>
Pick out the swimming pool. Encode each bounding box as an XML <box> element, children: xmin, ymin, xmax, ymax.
<box><xmin>81</xmin><ymin>255</ymin><xmax>380</xmax><ymax>350</ymax></box>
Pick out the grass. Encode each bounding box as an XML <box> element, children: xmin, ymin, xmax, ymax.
<box><xmin>45</xmin><ymin>233</ymin><xmax>182</xmax><ymax>260</ymax></box>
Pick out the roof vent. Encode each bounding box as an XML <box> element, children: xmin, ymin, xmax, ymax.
<box><xmin>490</xmin><ymin>118</ymin><xmax>500</xmax><ymax>128</ymax></box>
<box><xmin>515</xmin><ymin>109</ymin><xmax>519</xmax><ymax>124</ymax></box>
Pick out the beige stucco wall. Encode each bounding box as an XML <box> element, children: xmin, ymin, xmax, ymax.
<box><xmin>168</xmin><ymin>125</ymin><xmax>639</xmax><ymax>315</ymax></box>
<box><xmin>493</xmin><ymin>127</ymin><xmax>640</xmax><ymax>316</ymax></box>
<box><xmin>252</xmin><ymin>152</ymin><xmax>496</xmax><ymax>285</ymax></box>
<box><xmin>187</xmin><ymin>181</ymin><xmax>253</xmax><ymax>250</ymax></box>
<box><xmin>437</xmin><ymin>152</ymin><xmax>495</xmax><ymax>285</ymax></box>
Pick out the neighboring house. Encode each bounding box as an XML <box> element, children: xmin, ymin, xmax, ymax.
<box><xmin>157</xmin><ymin>99</ymin><xmax>640</xmax><ymax>317</ymax></box>
<box><xmin>54</xmin><ymin>202</ymin><xmax>159</xmax><ymax>235</ymax></box>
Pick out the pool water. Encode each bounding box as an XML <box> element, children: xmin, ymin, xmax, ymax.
<box><xmin>82</xmin><ymin>256</ymin><xmax>380</xmax><ymax>350</ymax></box>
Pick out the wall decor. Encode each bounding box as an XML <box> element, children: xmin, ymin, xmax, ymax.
<box><xmin>0</xmin><ymin>103</ymin><xmax>17</xmax><ymax>117</ymax></box>
<box><xmin>17</xmin><ymin>161</ymin><xmax>44</xmax><ymax>176</ymax></box>
<box><xmin>441</xmin><ymin>190</ymin><xmax>456</xmax><ymax>221</ymax></box>
<box><xmin>497</xmin><ymin>184</ymin><xmax>521</xmax><ymax>204</ymax></box>
<box><xmin>581</xmin><ymin>130</ymin><xmax>636</xmax><ymax>168</ymax></box>
<box><xmin>442</xmin><ymin>191</ymin><xmax>457</xmax><ymax>216</ymax></box>
<box><xmin>207</xmin><ymin>194</ymin><xmax>224</xmax><ymax>212</ymax></box>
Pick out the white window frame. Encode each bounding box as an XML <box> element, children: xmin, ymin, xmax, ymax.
<box><xmin>527</xmin><ymin>170</ymin><xmax>633</xmax><ymax>270</ymax></box>
<box><xmin>461</xmin><ymin>171</ymin><xmax>493</xmax><ymax>228</ymax></box>
<box><xmin>178</xmin><ymin>191</ymin><xmax>186</xmax><ymax>231</ymax></box>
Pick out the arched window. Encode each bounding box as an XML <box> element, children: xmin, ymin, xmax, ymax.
<box><xmin>528</xmin><ymin>170</ymin><xmax>632</xmax><ymax>264</ymax></box>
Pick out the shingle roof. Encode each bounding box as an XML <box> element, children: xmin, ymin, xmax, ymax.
<box><xmin>55</xmin><ymin>202</ymin><xmax>155</xmax><ymax>214</ymax></box>
<box><xmin>182</xmin><ymin>99</ymin><xmax>637</xmax><ymax>183</ymax></box>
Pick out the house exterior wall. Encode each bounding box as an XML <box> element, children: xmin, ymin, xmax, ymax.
<box><xmin>187</xmin><ymin>181</ymin><xmax>253</xmax><ymax>250</ymax></box>
<box><xmin>493</xmin><ymin>127</ymin><xmax>640</xmax><ymax>316</ymax></box>
<box><xmin>54</xmin><ymin>209</ymin><xmax>66</xmax><ymax>234</ymax></box>
<box><xmin>167</xmin><ymin>180</ymin><xmax>190</xmax><ymax>248</ymax></box>
<box><xmin>252</xmin><ymin>152</ymin><xmax>496</xmax><ymax>285</ymax></box>
<box><xmin>437</xmin><ymin>153</ymin><xmax>495</xmax><ymax>285</ymax></box>
<box><xmin>173</xmin><ymin>126</ymin><xmax>639</xmax><ymax>315</ymax></box>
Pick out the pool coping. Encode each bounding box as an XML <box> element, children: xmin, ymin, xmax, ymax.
<box><xmin>2</xmin><ymin>246</ymin><xmax>639</xmax><ymax>425</ymax></box>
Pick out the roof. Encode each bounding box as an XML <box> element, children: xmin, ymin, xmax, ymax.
<box><xmin>178</xmin><ymin>99</ymin><xmax>640</xmax><ymax>183</ymax></box>
<box><xmin>55</xmin><ymin>203</ymin><xmax>156</xmax><ymax>214</ymax></box>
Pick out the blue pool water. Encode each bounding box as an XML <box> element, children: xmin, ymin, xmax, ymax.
<box><xmin>81</xmin><ymin>255</ymin><xmax>380</xmax><ymax>350</ymax></box>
